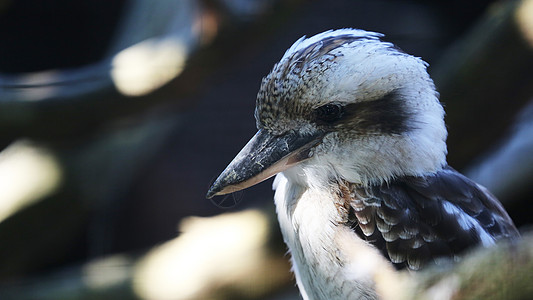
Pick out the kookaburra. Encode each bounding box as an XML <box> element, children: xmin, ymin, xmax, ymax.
<box><xmin>207</xmin><ymin>29</ymin><xmax>519</xmax><ymax>299</ymax></box>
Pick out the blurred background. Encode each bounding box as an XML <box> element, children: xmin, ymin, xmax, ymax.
<box><xmin>0</xmin><ymin>0</ymin><xmax>532</xmax><ymax>299</ymax></box>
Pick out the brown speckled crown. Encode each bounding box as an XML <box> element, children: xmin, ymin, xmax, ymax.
<box><xmin>255</xmin><ymin>35</ymin><xmax>368</xmax><ymax>135</ymax></box>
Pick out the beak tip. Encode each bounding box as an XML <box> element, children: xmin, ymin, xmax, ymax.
<box><xmin>207</xmin><ymin>174</ymin><xmax>232</xmax><ymax>199</ymax></box>
<box><xmin>206</xmin><ymin>183</ymin><xmax>221</xmax><ymax>199</ymax></box>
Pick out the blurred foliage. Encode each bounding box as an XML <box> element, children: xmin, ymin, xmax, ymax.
<box><xmin>0</xmin><ymin>0</ymin><xmax>532</xmax><ymax>299</ymax></box>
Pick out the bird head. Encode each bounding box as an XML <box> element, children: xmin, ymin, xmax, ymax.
<box><xmin>207</xmin><ymin>29</ymin><xmax>447</xmax><ymax>198</ymax></box>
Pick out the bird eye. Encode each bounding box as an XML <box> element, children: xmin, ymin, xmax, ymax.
<box><xmin>315</xmin><ymin>103</ymin><xmax>344</xmax><ymax>124</ymax></box>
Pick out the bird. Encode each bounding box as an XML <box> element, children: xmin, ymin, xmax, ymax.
<box><xmin>206</xmin><ymin>28</ymin><xmax>520</xmax><ymax>299</ymax></box>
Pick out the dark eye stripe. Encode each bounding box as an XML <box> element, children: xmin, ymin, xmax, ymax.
<box><xmin>313</xmin><ymin>90</ymin><xmax>414</xmax><ymax>135</ymax></box>
<box><xmin>347</xmin><ymin>90</ymin><xmax>413</xmax><ymax>134</ymax></box>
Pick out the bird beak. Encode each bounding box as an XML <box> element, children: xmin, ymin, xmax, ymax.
<box><xmin>206</xmin><ymin>129</ymin><xmax>324</xmax><ymax>198</ymax></box>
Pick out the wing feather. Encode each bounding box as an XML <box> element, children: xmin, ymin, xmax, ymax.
<box><xmin>348</xmin><ymin>165</ymin><xmax>519</xmax><ymax>270</ymax></box>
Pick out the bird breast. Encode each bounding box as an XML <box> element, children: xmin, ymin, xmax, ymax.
<box><xmin>273</xmin><ymin>172</ymin><xmax>400</xmax><ymax>300</ymax></box>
